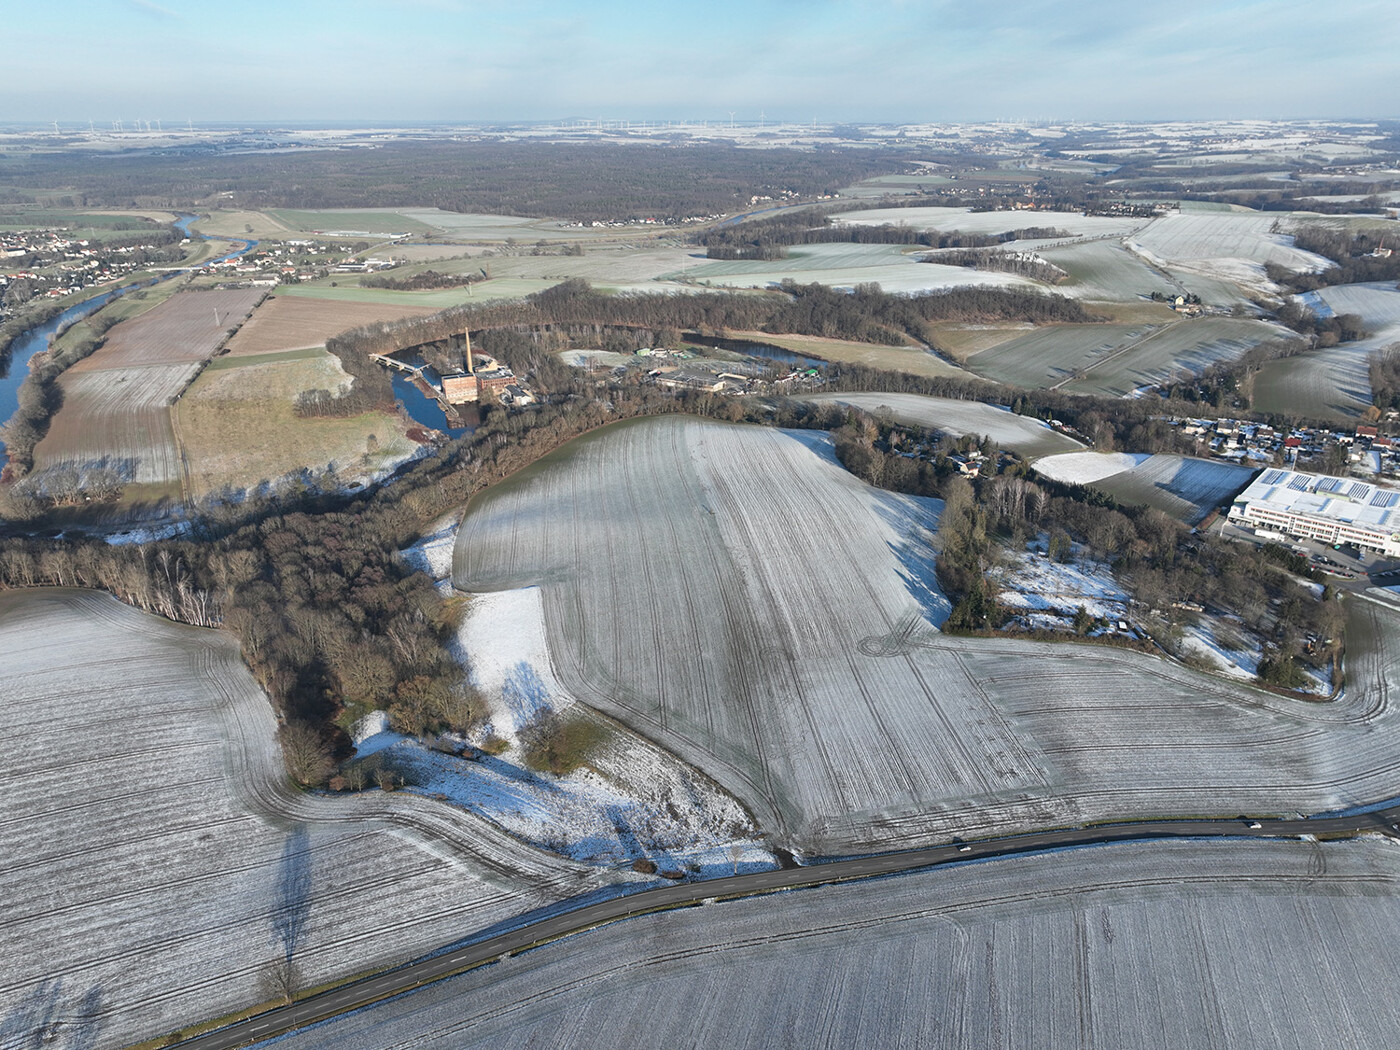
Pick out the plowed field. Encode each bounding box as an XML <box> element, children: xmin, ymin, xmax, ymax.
<box><xmin>454</xmin><ymin>418</ymin><xmax>1400</xmax><ymax>853</ymax></box>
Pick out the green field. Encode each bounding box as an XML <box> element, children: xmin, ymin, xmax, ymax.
<box><xmin>275</xmin><ymin>276</ymin><xmax>563</xmax><ymax>306</ymax></box>
<box><xmin>267</xmin><ymin>208</ymin><xmax>440</xmax><ymax>236</ymax></box>
<box><xmin>203</xmin><ymin>346</ymin><xmax>326</xmax><ymax>371</ymax></box>
<box><xmin>967</xmin><ymin>323</ymin><xmax>1149</xmax><ymax>388</ymax></box>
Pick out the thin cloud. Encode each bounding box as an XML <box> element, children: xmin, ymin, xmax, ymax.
<box><xmin>128</xmin><ymin>0</ymin><xmax>180</xmax><ymax>19</ymax></box>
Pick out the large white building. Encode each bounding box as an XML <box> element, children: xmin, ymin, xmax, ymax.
<box><xmin>1228</xmin><ymin>468</ymin><xmax>1400</xmax><ymax>556</ymax></box>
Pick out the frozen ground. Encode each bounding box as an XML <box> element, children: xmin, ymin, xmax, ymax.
<box><xmin>1036</xmin><ymin>452</ymin><xmax>1257</xmax><ymax>524</ymax></box>
<box><xmin>992</xmin><ymin>546</ymin><xmax>1131</xmax><ymax>631</ymax></box>
<box><xmin>452</xmin><ymin>417</ymin><xmax>1400</xmax><ymax>853</ymax></box>
<box><xmin>398</xmin><ymin>529</ymin><xmax>772</xmax><ymax>872</ymax></box>
<box><xmin>1125</xmin><ymin>211</ymin><xmax>1334</xmax><ymax>292</ymax></box>
<box><xmin>1091</xmin><ymin>454</ymin><xmax>1257</xmax><ymax>524</ymax></box>
<box><xmin>0</xmin><ymin>589</ymin><xmax>617</xmax><ymax>1050</ymax></box>
<box><xmin>275</xmin><ymin>837</ymin><xmax>1400</xmax><ymax>1050</ymax></box>
<box><xmin>809</xmin><ymin>391</ymin><xmax>1084</xmax><ymax>459</ymax></box>
<box><xmin>1033</xmin><ymin>451</ymin><xmax>1150</xmax><ymax>485</ymax></box>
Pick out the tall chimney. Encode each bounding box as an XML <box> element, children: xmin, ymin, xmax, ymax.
<box><xmin>465</xmin><ymin>329</ymin><xmax>474</xmax><ymax>374</ymax></box>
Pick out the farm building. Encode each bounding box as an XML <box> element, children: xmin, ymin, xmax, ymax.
<box><xmin>1228</xmin><ymin>468</ymin><xmax>1400</xmax><ymax>556</ymax></box>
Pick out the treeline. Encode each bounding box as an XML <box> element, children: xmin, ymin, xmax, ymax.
<box><xmin>317</xmin><ymin>279</ymin><xmax>1096</xmax><ymax>379</ymax></box>
<box><xmin>1371</xmin><ymin>345</ymin><xmax>1400</xmax><ymax>411</ymax></box>
<box><xmin>1268</xmin><ymin>225</ymin><xmax>1400</xmax><ymax>291</ymax></box>
<box><xmin>0</xmin><ymin>142</ymin><xmax>911</xmax><ymax>224</ymax></box>
<box><xmin>699</xmin><ymin>206</ymin><xmax>1069</xmax><ymax>259</ymax></box>
<box><xmin>1273</xmin><ymin>298</ymin><xmax>1366</xmax><ymax>347</ymax></box>
<box><xmin>361</xmin><ymin>269</ymin><xmax>485</xmax><ymax>292</ymax></box>
<box><xmin>931</xmin><ymin>249</ymin><xmax>1068</xmax><ymax>284</ymax></box>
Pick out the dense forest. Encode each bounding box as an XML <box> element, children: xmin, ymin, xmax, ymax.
<box><xmin>0</xmin><ymin>142</ymin><xmax>914</xmax><ymax>224</ymax></box>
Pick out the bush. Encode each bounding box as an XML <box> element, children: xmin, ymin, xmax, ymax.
<box><xmin>517</xmin><ymin>710</ymin><xmax>609</xmax><ymax>776</ymax></box>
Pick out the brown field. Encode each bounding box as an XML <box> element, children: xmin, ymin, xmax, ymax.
<box><xmin>173</xmin><ymin>352</ymin><xmax>419</xmax><ymax>497</ymax></box>
<box><xmin>34</xmin><ymin>364</ymin><xmax>197</xmax><ymax>485</ymax></box>
<box><xmin>223</xmin><ymin>294</ymin><xmax>437</xmax><ymax>357</ymax></box>
<box><xmin>67</xmin><ymin>288</ymin><xmax>266</xmax><ymax>372</ymax></box>
<box><xmin>726</xmin><ymin>330</ymin><xmax>971</xmax><ymax>379</ymax></box>
<box><xmin>926</xmin><ymin>322</ymin><xmax>1035</xmax><ymax>362</ymax></box>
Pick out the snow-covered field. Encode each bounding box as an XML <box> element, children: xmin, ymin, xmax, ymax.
<box><xmin>1126</xmin><ymin>211</ymin><xmax>1334</xmax><ymax>290</ymax></box>
<box><xmin>452</xmin><ymin>416</ymin><xmax>1400</xmax><ymax>853</ymax></box>
<box><xmin>1253</xmin><ymin>339</ymin><xmax>1374</xmax><ymax>420</ymax></box>
<box><xmin>1040</xmin><ymin>239</ymin><xmax>1170</xmax><ymax>301</ymax></box>
<box><xmin>0</xmin><ymin>589</ymin><xmax>616</xmax><ymax>1049</ymax></box>
<box><xmin>1033</xmin><ymin>450</ymin><xmax>1150</xmax><ymax>485</ymax></box>
<box><xmin>679</xmin><ymin>242</ymin><xmax>1036</xmax><ymax>294</ymax></box>
<box><xmin>1035</xmin><ymin>452</ymin><xmax>1256</xmax><ymax>523</ymax></box>
<box><xmin>809</xmin><ymin>391</ymin><xmax>1084</xmax><ymax>459</ymax></box>
<box><xmin>275</xmin><ymin>837</ymin><xmax>1400</xmax><ymax>1050</ymax></box>
<box><xmin>355</xmin><ymin>583</ymin><xmax>768</xmax><ymax>872</ymax></box>
<box><xmin>399</xmin><ymin>522</ymin><xmax>770</xmax><ymax>872</ymax></box>
<box><xmin>965</xmin><ymin>317</ymin><xmax>1290</xmax><ymax>397</ymax></box>
<box><xmin>829</xmin><ymin>206</ymin><xmax>1147</xmax><ymax>241</ymax></box>
<box><xmin>1091</xmin><ymin>454</ymin><xmax>1257</xmax><ymax>523</ymax></box>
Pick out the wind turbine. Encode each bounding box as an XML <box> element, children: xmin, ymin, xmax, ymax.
<box><xmin>728</xmin><ymin>111</ymin><xmax>736</xmax><ymax>129</ymax></box>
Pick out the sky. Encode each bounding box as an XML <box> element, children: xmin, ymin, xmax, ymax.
<box><xmin>3</xmin><ymin>0</ymin><xmax>1397</xmax><ymax>124</ymax></box>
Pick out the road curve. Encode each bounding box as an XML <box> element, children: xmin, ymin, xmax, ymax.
<box><xmin>169</xmin><ymin>805</ymin><xmax>1400</xmax><ymax>1049</ymax></box>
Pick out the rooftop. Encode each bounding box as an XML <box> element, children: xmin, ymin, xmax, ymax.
<box><xmin>1235</xmin><ymin>468</ymin><xmax>1400</xmax><ymax>531</ymax></box>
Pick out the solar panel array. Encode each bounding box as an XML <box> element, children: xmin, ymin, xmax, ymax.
<box><xmin>1371</xmin><ymin>491</ymin><xmax>1400</xmax><ymax>509</ymax></box>
<box><xmin>1289</xmin><ymin>475</ymin><xmax>1311</xmax><ymax>491</ymax></box>
<box><xmin>1259</xmin><ymin>469</ymin><xmax>1287</xmax><ymax>486</ymax></box>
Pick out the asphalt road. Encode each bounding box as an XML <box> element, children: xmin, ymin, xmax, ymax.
<box><xmin>170</xmin><ymin>805</ymin><xmax>1400</xmax><ymax>1049</ymax></box>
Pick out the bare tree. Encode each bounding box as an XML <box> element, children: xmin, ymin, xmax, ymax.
<box><xmin>278</xmin><ymin>722</ymin><xmax>333</xmax><ymax>786</ymax></box>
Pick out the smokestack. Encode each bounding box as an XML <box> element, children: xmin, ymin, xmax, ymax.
<box><xmin>465</xmin><ymin>329</ymin><xmax>474</xmax><ymax>374</ymax></box>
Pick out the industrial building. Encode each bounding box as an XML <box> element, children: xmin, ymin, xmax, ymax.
<box><xmin>1228</xmin><ymin>468</ymin><xmax>1400</xmax><ymax>556</ymax></box>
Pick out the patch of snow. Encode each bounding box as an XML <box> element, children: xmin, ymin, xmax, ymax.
<box><xmin>992</xmin><ymin>545</ymin><xmax>1131</xmax><ymax>623</ymax></box>
<box><xmin>1033</xmin><ymin>451</ymin><xmax>1150</xmax><ymax>486</ymax></box>
<box><xmin>399</xmin><ymin>513</ymin><xmax>461</xmax><ymax>581</ymax></box>
<box><xmin>367</xmin><ymin>553</ymin><xmax>774</xmax><ymax>869</ymax></box>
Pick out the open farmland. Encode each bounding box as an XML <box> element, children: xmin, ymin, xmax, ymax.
<box><xmin>70</xmin><ymin>287</ymin><xmax>264</xmax><ymax>368</ymax></box>
<box><xmin>0</xmin><ymin>589</ymin><xmax>614</xmax><ymax>1050</ymax></box>
<box><xmin>965</xmin><ymin>322</ymin><xmax>1152</xmax><ymax>388</ymax></box>
<box><xmin>1042</xmin><ymin>453</ymin><xmax>1258</xmax><ymax>524</ymax></box>
<box><xmin>173</xmin><ymin>350</ymin><xmax>419</xmax><ymax>497</ymax></box>
<box><xmin>1040</xmin><ymin>239</ymin><xmax>1175</xmax><ymax>302</ymax></box>
<box><xmin>723</xmin><ymin>330</ymin><xmax>971</xmax><ymax>379</ymax></box>
<box><xmin>1125</xmin><ymin>211</ymin><xmax>1332</xmax><ymax>291</ymax></box>
<box><xmin>222</xmin><ymin>295</ymin><xmax>437</xmax><ymax>357</ymax></box>
<box><xmin>267</xmin><ymin>208</ymin><xmax>627</xmax><ymax>243</ymax></box>
<box><xmin>454</xmin><ymin>418</ymin><xmax>1400</xmax><ymax>853</ymax></box>
<box><xmin>1248</xmin><ymin>283</ymin><xmax>1400</xmax><ymax>418</ymax></box>
<box><xmin>808</xmin><ymin>392</ymin><xmax>1083</xmax><ymax>459</ymax></box>
<box><xmin>964</xmin><ymin>318</ymin><xmax>1288</xmax><ymax>396</ymax></box>
<box><xmin>277</xmin><ymin>837</ymin><xmax>1400</xmax><ymax>1050</ymax></box>
<box><xmin>1060</xmin><ymin>317</ymin><xmax>1293</xmax><ymax>398</ymax></box>
<box><xmin>275</xmin><ymin>277</ymin><xmax>564</xmax><ymax>307</ymax></box>
<box><xmin>1305</xmin><ymin>281</ymin><xmax>1400</xmax><ymax>334</ymax></box>
<box><xmin>1252</xmin><ymin>341</ymin><xmax>1374</xmax><ymax>419</ymax></box>
<box><xmin>679</xmin><ymin>242</ymin><xmax>1038</xmax><ymax>294</ymax></box>
<box><xmin>32</xmin><ymin>365</ymin><xmax>194</xmax><ymax>487</ymax></box>
<box><xmin>828</xmin><ymin>205</ymin><xmax>1148</xmax><ymax>241</ymax></box>
<box><xmin>28</xmin><ymin>289</ymin><xmax>267</xmax><ymax>493</ymax></box>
